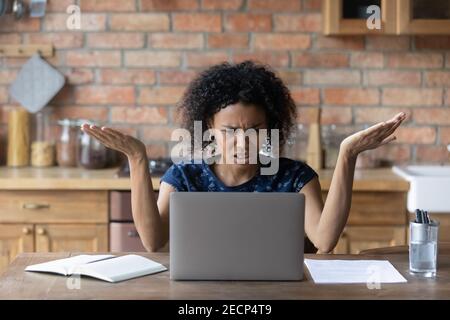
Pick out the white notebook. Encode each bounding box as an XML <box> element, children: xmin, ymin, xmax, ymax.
<box><xmin>25</xmin><ymin>254</ymin><xmax>168</xmax><ymax>283</ymax></box>
<box><xmin>304</xmin><ymin>259</ymin><xmax>407</xmax><ymax>284</ymax></box>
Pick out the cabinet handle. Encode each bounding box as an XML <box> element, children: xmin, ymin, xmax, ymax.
<box><xmin>22</xmin><ymin>203</ymin><xmax>50</xmax><ymax>210</ymax></box>
<box><xmin>37</xmin><ymin>228</ymin><xmax>46</xmax><ymax>235</ymax></box>
<box><xmin>22</xmin><ymin>227</ymin><xmax>32</xmax><ymax>235</ymax></box>
<box><xmin>127</xmin><ymin>230</ymin><xmax>140</xmax><ymax>238</ymax></box>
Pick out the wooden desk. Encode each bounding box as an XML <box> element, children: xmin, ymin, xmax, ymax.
<box><xmin>0</xmin><ymin>252</ymin><xmax>448</xmax><ymax>300</ymax></box>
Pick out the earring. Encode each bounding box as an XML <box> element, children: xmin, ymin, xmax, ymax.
<box><xmin>259</xmin><ymin>135</ymin><xmax>273</xmax><ymax>157</ymax></box>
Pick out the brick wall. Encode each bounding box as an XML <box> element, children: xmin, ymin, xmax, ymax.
<box><xmin>0</xmin><ymin>0</ymin><xmax>449</xmax><ymax>166</ymax></box>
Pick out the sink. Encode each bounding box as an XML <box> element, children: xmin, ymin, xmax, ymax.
<box><xmin>392</xmin><ymin>165</ymin><xmax>450</xmax><ymax>213</ymax></box>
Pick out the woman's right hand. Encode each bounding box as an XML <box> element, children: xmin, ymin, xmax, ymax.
<box><xmin>81</xmin><ymin>123</ymin><xmax>147</xmax><ymax>162</ymax></box>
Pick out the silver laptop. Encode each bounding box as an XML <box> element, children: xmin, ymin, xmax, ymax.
<box><xmin>169</xmin><ymin>192</ymin><xmax>305</xmax><ymax>281</ymax></box>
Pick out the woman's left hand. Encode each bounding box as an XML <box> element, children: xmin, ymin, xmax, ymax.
<box><xmin>340</xmin><ymin>112</ymin><xmax>406</xmax><ymax>159</ymax></box>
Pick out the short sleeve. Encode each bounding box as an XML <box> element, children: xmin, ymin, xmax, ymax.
<box><xmin>160</xmin><ymin>164</ymin><xmax>188</xmax><ymax>191</ymax></box>
<box><xmin>292</xmin><ymin>162</ymin><xmax>319</xmax><ymax>193</ymax></box>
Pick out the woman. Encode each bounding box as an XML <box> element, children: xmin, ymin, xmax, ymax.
<box><xmin>82</xmin><ymin>61</ymin><xmax>405</xmax><ymax>253</ymax></box>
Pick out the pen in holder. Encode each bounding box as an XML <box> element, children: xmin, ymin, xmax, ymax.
<box><xmin>409</xmin><ymin>209</ymin><xmax>439</xmax><ymax>278</ymax></box>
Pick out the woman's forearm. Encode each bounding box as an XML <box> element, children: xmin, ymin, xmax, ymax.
<box><xmin>316</xmin><ymin>147</ymin><xmax>357</xmax><ymax>253</ymax></box>
<box><xmin>129</xmin><ymin>155</ymin><xmax>164</xmax><ymax>252</ymax></box>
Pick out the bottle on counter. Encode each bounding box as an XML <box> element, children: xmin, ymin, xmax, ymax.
<box><xmin>78</xmin><ymin>121</ymin><xmax>108</xmax><ymax>169</ymax></box>
<box><xmin>31</xmin><ymin>107</ymin><xmax>55</xmax><ymax>167</ymax></box>
<box><xmin>7</xmin><ymin>108</ymin><xmax>30</xmax><ymax>167</ymax></box>
<box><xmin>56</xmin><ymin>119</ymin><xmax>80</xmax><ymax>167</ymax></box>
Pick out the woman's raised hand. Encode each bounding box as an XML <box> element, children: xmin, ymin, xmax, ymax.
<box><xmin>81</xmin><ymin>124</ymin><xmax>147</xmax><ymax>161</ymax></box>
<box><xmin>340</xmin><ymin>112</ymin><xmax>407</xmax><ymax>159</ymax></box>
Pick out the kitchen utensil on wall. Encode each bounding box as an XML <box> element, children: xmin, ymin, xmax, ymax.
<box><xmin>0</xmin><ymin>0</ymin><xmax>25</xmax><ymax>19</ymax></box>
<box><xmin>306</xmin><ymin>108</ymin><xmax>324</xmax><ymax>171</ymax></box>
<box><xmin>30</xmin><ymin>107</ymin><xmax>54</xmax><ymax>167</ymax></box>
<box><xmin>7</xmin><ymin>108</ymin><xmax>30</xmax><ymax>167</ymax></box>
<box><xmin>9</xmin><ymin>53</ymin><xmax>65</xmax><ymax>114</ymax></box>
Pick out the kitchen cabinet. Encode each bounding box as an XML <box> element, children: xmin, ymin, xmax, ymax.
<box><xmin>323</xmin><ymin>0</ymin><xmax>450</xmax><ymax>35</ymax></box>
<box><xmin>0</xmin><ymin>224</ymin><xmax>34</xmax><ymax>273</ymax></box>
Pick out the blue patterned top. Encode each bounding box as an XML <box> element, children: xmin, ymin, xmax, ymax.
<box><xmin>160</xmin><ymin>158</ymin><xmax>318</xmax><ymax>193</ymax></box>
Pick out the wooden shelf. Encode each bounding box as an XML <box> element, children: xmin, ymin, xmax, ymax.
<box><xmin>0</xmin><ymin>44</ymin><xmax>54</xmax><ymax>58</ymax></box>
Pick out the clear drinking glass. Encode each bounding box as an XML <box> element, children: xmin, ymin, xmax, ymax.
<box><xmin>409</xmin><ymin>220</ymin><xmax>439</xmax><ymax>278</ymax></box>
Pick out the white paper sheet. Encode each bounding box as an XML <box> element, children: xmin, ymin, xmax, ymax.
<box><xmin>304</xmin><ymin>259</ymin><xmax>407</xmax><ymax>284</ymax></box>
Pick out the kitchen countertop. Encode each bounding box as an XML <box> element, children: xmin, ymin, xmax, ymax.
<box><xmin>0</xmin><ymin>166</ymin><xmax>409</xmax><ymax>191</ymax></box>
<box><xmin>0</xmin><ymin>250</ymin><xmax>448</xmax><ymax>299</ymax></box>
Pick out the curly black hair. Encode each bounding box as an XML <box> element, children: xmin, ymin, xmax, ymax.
<box><xmin>177</xmin><ymin>60</ymin><xmax>297</xmax><ymax>149</ymax></box>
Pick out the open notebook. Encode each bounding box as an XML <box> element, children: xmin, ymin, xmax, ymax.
<box><xmin>25</xmin><ymin>254</ymin><xmax>168</xmax><ymax>283</ymax></box>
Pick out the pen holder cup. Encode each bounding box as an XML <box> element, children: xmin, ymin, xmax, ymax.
<box><xmin>409</xmin><ymin>220</ymin><xmax>439</xmax><ymax>278</ymax></box>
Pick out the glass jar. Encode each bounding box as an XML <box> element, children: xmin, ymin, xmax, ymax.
<box><xmin>31</xmin><ymin>107</ymin><xmax>55</xmax><ymax>167</ymax></box>
<box><xmin>56</xmin><ymin>119</ymin><xmax>80</xmax><ymax>167</ymax></box>
<box><xmin>78</xmin><ymin>122</ymin><xmax>108</xmax><ymax>169</ymax></box>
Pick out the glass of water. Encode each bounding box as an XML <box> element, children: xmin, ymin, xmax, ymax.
<box><xmin>409</xmin><ymin>220</ymin><xmax>439</xmax><ymax>278</ymax></box>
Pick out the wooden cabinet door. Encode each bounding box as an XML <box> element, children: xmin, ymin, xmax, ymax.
<box><xmin>35</xmin><ymin>224</ymin><xmax>108</xmax><ymax>253</ymax></box>
<box><xmin>0</xmin><ymin>224</ymin><xmax>34</xmax><ymax>274</ymax></box>
<box><xmin>333</xmin><ymin>226</ymin><xmax>406</xmax><ymax>254</ymax></box>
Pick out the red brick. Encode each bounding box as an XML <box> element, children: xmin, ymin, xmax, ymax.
<box><xmin>415</xmin><ymin>36</ymin><xmax>450</xmax><ymax>50</ymax></box>
<box><xmin>274</xmin><ymin>14</ymin><xmax>321</xmax><ymax>32</ymax></box>
<box><xmin>0</xmin><ymin>70</ymin><xmax>18</xmax><ymax>85</ymax></box>
<box><xmin>290</xmin><ymin>88</ymin><xmax>320</xmax><ymax>105</ymax></box>
<box><xmin>173</xmin><ymin>13</ymin><xmax>222</xmax><ymax>32</ymax></box>
<box><xmin>354</xmin><ymin>107</ymin><xmax>413</xmax><ymax>124</ymax></box>
<box><xmin>383</xmin><ymin>89</ymin><xmax>442</xmax><ymax>107</ymax></box>
<box><xmin>125</xmin><ymin>51</ymin><xmax>182</xmax><ymax>67</ymax></box>
<box><xmin>99</xmin><ymin>69</ymin><xmax>156</xmax><ymax>85</ymax></box>
<box><xmin>323</xmin><ymin>88</ymin><xmax>379</xmax><ymax>106</ymax></box>
<box><xmin>0</xmin><ymin>17</ymin><xmax>40</xmax><ymax>32</ymax></box>
<box><xmin>75</xmin><ymin>86</ymin><xmax>135</xmax><ymax>105</ymax></box>
<box><xmin>277</xmin><ymin>71</ymin><xmax>302</xmax><ymax>85</ymax></box>
<box><xmin>185</xmin><ymin>52</ymin><xmax>229</xmax><ymax>68</ymax></box>
<box><xmin>414</xmin><ymin>108</ymin><xmax>450</xmax><ymax>125</ymax></box>
<box><xmin>44</xmin><ymin>13</ymin><xmax>106</xmax><ymax>31</ymax></box>
<box><xmin>225</xmin><ymin>13</ymin><xmax>272</xmax><ymax>32</ymax></box>
<box><xmin>315</xmin><ymin>36</ymin><xmax>365</xmax><ymax>50</ymax></box>
<box><xmin>440</xmin><ymin>127</ymin><xmax>450</xmax><ymax>145</ymax></box>
<box><xmin>63</xmin><ymin>69</ymin><xmax>95</xmax><ymax>85</ymax></box>
<box><xmin>350</xmin><ymin>52</ymin><xmax>384</xmax><ymax>68</ymax></box>
<box><xmin>145</xmin><ymin>144</ymin><xmax>168</xmax><ymax>158</ymax></box>
<box><xmin>0</xmin><ymin>33</ymin><xmax>21</xmax><ymax>44</ymax></box>
<box><xmin>87</xmin><ymin>33</ymin><xmax>144</xmax><ymax>49</ymax></box>
<box><xmin>24</xmin><ymin>33</ymin><xmax>84</xmax><ymax>49</ymax></box>
<box><xmin>386</xmin><ymin>53</ymin><xmax>443</xmax><ymax>69</ymax></box>
<box><xmin>303</xmin><ymin>70</ymin><xmax>360</xmax><ymax>86</ymax></box>
<box><xmin>321</xmin><ymin>107</ymin><xmax>352</xmax><ymax>125</ymax></box>
<box><xmin>366</xmin><ymin>36</ymin><xmax>410</xmax><ymax>51</ymax></box>
<box><xmin>54</xmin><ymin>106</ymin><xmax>109</xmax><ymax>121</ymax></box>
<box><xmin>142</xmin><ymin>126</ymin><xmax>176</xmax><ymax>141</ymax></box>
<box><xmin>141</xmin><ymin>0</ymin><xmax>199</xmax><ymax>11</ymax></box>
<box><xmin>80</xmin><ymin>0</ymin><xmax>136</xmax><ymax>11</ymax></box>
<box><xmin>111</xmin><ymin>107</ymin><xmax>168</xmax><ymax>124</ymax></box>
<box><xmin>416</xmin><ymin>145</ymin><xmax>449</xmax><ymax>163</ymax></box>
<box><xmin>292</xmin><ymin>52</ymin><xmax>348</xmax><ymax>68</ymax></box>
<box><xmin>446</xmin><ymin>91</ymin><xmax>450</xmax><ymax>107</ymax></box>
<box><xmin>365</xmin><ymin>71</ymin><xmax>421</xmax><ymax>87</ymax></box>
<box><xmin>303</xmin><ymin>0</ymin><xmax>321</xmax><ymax>11</ymax></box>
<box><xmin>208</xmin><ymin>34</ymin><xmax>249</xmax><ymax>49</ymax></box>
<box><xmin>395</xmin><ymin>127</ymin><xmax>436</xmax><ymax>144</ymax></box>
<box><xmin>202</xmin><ymin>0</ymin><xmax>243</xmax><ymax>10</ymax></box>
<box><xmin>138</xmin><ymin>87</ymin><xmax>185</xmax><ymax>105</ymax></box>
<box><xmin>0</xmin><ymin>87</ymin><xmax>8</xmax><ymax>103</ymax></box>
<box><xmin>233</xmin><ymin>52</ymin><xmax>289</xmax><ymax>67</ymax></box>
<box><xmin>424</xmin><ymin>71</ymin><xmax>450</xmax><ymax>87</ymax></box>
<box><xmin>47</xmin><ymin>0</ymin><xmax>75</xmax><ymax>12</ymax></box>
<box><xmin>159</xmin><ymin>71</ymin><xmax>197</xmax><ymax>85</ymax></box>
<box><xmin>254</xmin><ymin>34</ymin><xmax>311</xmax><ymax>50</ymax></box>
<box><xmin>248</xmin><ymin>0</ymin><xmax>301</xmax><ymax>11</ymax></box>
<box><xmin>110</xmin><ymin>14</ymin><xmax>169</xmax><ymax>31</ymax></box>
<box><xmin>149</xmin><ymin>33</ymin><xmax>204</xmax><ymax>49</ymax></box>
<box><xmin>365</xmin><ymin>145</ymin><xmax>411</xmax><ymax>166</ymax></box>
<box><xmin>66</xmin><ymin>51</ymin><xmax>121</xmax><ymax>67</ymax></box>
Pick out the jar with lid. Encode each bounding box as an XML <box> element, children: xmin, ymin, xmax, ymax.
<box><xmin>56</xmin><ymin>119</ymin><xmax>80</xmax><ymax>167</ymax></box>
<box><xmin>78</xmin><ymin>121</ymin><xmax>108</xmax><ymax>169</ymax></box>
<box><xmin>31</xmin><ymin>107</ymin><xmax>55</xmax><ymax>167</ymax></box>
